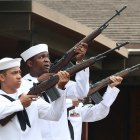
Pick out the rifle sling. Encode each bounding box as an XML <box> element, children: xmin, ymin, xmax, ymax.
<box><xmin>90</xmin><ymin>92</ymin><xmax>103</xmax><ymax>104</ymax></box>
<box><xmin>42</xmin><ymin>87</ymin><xmax>60</xmax><ymax>102</ymax></box>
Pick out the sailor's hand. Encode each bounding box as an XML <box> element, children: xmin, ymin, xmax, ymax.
<box><xmin>38</xmin><ymin>73</ymin><xmax>54</xmax><ymax>82</ymax></box>
<box><xmin>72</xmin><ymin>100</ymin><xmax>80</xmax><ymax>107</ymax></box>
<box><xmin>57</xmin><ymin>71</ymin><xmax>70</xmax><ymax>90</ymax></box>
<box><xmin>19</xmin><ymin>94</ymin><xmax>38</xmax><ymax>107</ymax></box>
<box><xmin>109</xmin><ymin>76</ymin><xmax>123</xmax><ymax>88</ymax></box>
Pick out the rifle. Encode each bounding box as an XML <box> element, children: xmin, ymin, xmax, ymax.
<box><xmin>28</xmin><ymin>42</ymin><xmax>128</xmax><ymax>96</ymax></box>
<box><xmin>88</xmin><ymin>63</ymin><xmax>140</xmax><ymax>96</ymax></box>
<box><xmin>49</xmin><ymin>6</ymin><xmax>127</xmax><ymax>73</ymax></box>
<box><xmin>0</xmin><ymin>42</ymin><xmax>127</xmax><ymax>126</ymax></box>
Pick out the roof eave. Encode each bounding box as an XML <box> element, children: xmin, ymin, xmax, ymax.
<box><xmin>32</xmin><ymin>1</ymin><xmax>128</xmax><ymax>58</ymax></box>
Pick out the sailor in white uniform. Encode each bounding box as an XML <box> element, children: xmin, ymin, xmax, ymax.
<box><xmin>67</xmin><ymin>76</ymin><xmax>123</xmax><ymax>140</ymax></box>
<box><xmin>20</xmin><ymin>43</ymin><xmax>90</xmax><ymax>140</ymax></box>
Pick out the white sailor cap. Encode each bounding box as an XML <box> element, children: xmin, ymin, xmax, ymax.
<box><xmin>20</xmin><ymin>44</ymin><xmax>48</xmax><ymax>62</ymax></box>
<box><xmin>0</xmin><ymin>57</ymin><xmax>21</xmax><ymax>71</ymax></box>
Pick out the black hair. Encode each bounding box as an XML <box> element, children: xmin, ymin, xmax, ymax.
<box><xmin>0</xmin><ymin>69</ymin><xmax>7</xmax><ymax>74</ymax></box>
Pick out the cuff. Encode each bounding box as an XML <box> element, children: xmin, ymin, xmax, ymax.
<box><xmin>101</xmin><ymin>86</ymin><xmax>120</xmax><ymax>107</ymax></box>
<box><xmin>13</xmin><ymin>100</ymin><xmax>24</xmax><ymax>111</ymax></box>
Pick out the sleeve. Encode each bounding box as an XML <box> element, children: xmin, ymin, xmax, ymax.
<box><xmin>66</xmin><ymin>99</ymin><xmax>73</xmax><ymax>108</ymax></box>
<box><xmin>0</xmin><ymin>98</ymin><xmax>23</xmax><ymax>119</ymax></box>
<box><xmin>65</xmin><ymin>68</ymin><xmax>89</xmax><ymax>99</ymax></box>
<box><xmin>101</xmin><ymin>85</ymin><xmax>120</xmax><ymax>107</ymax></box>
<box><xmin>80</xmin><ymin>86</ymin><xmax>120</xmax><ymax>122</ymax></box>
<box><xmin>37</xmin><ymin>90</ymin><xmax>66</xmax><ymax>121</ymax></box>
<box><xmin>80</xmin><ymin>103</ymin><xmax>110</xmax><ymax>122</ymax></box>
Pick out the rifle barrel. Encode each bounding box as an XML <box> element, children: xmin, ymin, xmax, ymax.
<box><xmin>102</xmin><ymin>6</ymin><xmax>127</xmax><ymax>27</ymax></box>
<box><xmin>96</xmin><ymin>42</ymin><xmax>129</xmax><ymax>59</ymax></box>
<box><xmin>129</xmin><ymin>63</ymin><xmax>140</xmax><ymax>72</ymax></box>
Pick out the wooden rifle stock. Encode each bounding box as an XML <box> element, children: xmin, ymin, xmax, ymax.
<box><xmin>49</xmin><ymin>6</ymin><xmax>127</xmax><ymax>73</ymax></box>
<box><xmin>0</xmin><ymin>42</ymin><xmax>127</xmax><ymax>126</ymax></box>
<box><xmin>88</xmin><ymin>63</ymin><xmax>140</xmax><ymax>96</ymax></box>
<box><xmin>0</xmin><ymin>113</ymin><xmax>16</xmax><ymax>126</ymax></box>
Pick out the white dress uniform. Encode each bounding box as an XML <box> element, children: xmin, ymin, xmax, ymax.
<box><xmin>0</xmin><ymin>85</ymin><xmax>66</xmax><ymax>140</ymax></box>
<box><xmin>68</xmin><ymin>86</ymin><xmax>120</xmax><ymax>140</ymax></box>
<box><xmin>22</xmin><ymin>68</ymin><xmax>89</xmax><ymax>140</ymax></box>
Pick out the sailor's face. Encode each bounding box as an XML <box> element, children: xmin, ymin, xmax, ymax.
<box><xmin>0</xmin><ymin>67</ymin><xmax>22</xmax><ymax>91</ymax></box>
<box><xmin>31</xmin><ymin>52</ymin><xmax>51</xmax><ymax>73</ymax></box>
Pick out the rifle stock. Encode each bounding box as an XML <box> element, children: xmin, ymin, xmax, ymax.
<box><xmin>0</xmin><ymin>113</ymin><xmax>16</xmax><ymax>126</ymax></box>
<box><xmin>49</xmin><ymin>6</ymin><xmax>127</xmax><ymax>73</ymax></box>
<box><xmin>88</xmin><ymin>63</ymin><xmax>140</xmax><ymax>96</ymax></box>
